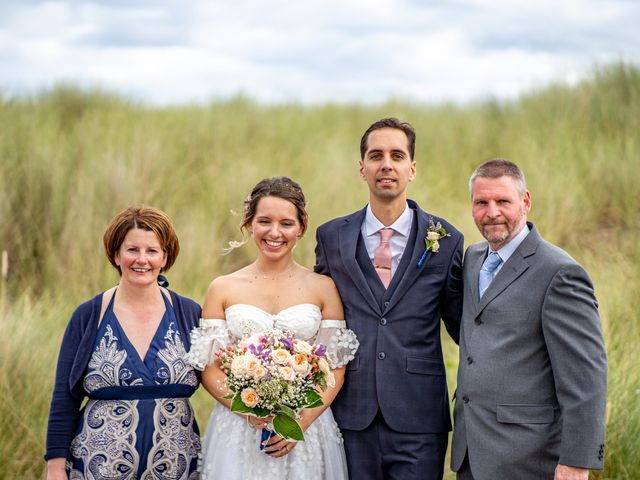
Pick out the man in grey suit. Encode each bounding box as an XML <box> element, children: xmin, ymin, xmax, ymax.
<box><xmin>315</xmin><ymin>118</ymin><xmax>463</xmax><ymax>479</ymax></box>
<box><xmin>451</xmin><ymin>159</ymin><xmax>607</xmax><ymax>480</ymax></box>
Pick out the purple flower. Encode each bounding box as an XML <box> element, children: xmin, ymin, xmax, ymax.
<box><xmin>281</xmin><ymin>337</ymin><xmax>293</xmax><ymax>349</ymax></box>
<box><xmin>315</xmin><ymin>344</ymin><xmax>327</xmax><ymax>356</ymax></box>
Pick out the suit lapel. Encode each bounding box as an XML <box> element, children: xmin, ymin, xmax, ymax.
<box><xmin>339</xmin><ymin>209</ymin><xmax>381</xmax><ymax>315</ymax></box>
<box><xmin>469</xmin><ymin>250</ymin><xmax>484</xmax><ymax>312</ymax></box>
<box><xmin>383</xmin><ymin>204</ymin><xmax>428</xmax><ymax>313</ymax></box>
<box><xmin>475</xmin><ymin>224</ymin><xmax>540</xmax><ymax>317</ymax></box>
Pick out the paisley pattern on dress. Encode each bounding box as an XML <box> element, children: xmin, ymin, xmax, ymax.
<box><xmin>144</xmin><ymin>324</ymin><xmax>201</xmax><ymax>479</ymax></box>
<box><xmin>68</xmin><ymin>295</ymin><xmax>200</xmax><ymax>480</ymax></box>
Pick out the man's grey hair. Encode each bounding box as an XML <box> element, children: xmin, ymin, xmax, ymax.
<box><xmin>469</xmin><ymin>158</ymin><xmax>527</xmax><ymax>195</ymax></box>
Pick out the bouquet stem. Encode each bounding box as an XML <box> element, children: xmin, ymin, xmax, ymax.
<box><xmin>260</xmin><ymin>427</ymin><xmax>274</xmax><ymax>452</ymax></box>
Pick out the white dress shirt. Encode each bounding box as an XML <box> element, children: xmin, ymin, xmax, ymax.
<box><xmin>361</xmin><ymin>203</ymin><xmax>414</xmax><ymax>278</ymax></box>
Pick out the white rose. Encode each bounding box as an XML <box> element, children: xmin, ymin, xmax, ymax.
<box><xmin>244</xmin><ymin>353</ymin><xmax>260</xmax><ymax>374</ymax></box>
<box><xmin>318</xmin><ymin>357</ymin><xmax>331</xmax><ymax>375</ymax></box>
<box><xmin>230</xmin><ymin>355</ymin><xmax>248</xmax><ymax>374</ymax></box>
<box><xmin>279</xmin><ymin>366</ymin><xmax>296</xmax><ymax>382</ymax></box>
<box><xmin>431</xmin><ymin>240</ymin><xmax>440</xmax><ymax>252</ymax></box>
<box><xmin>241</xmin><ymin>387</ymin><xmax>259</xmax><ymax>408</ymax></box>
<box><xmin>293</xmin><ymin>340</ymin><xmax>313</xmax><ymax>355</ymax></box>
<box><xmin>272</xmin><ymin>348</ymin><xmax>292</xmax><ymax>365</ymax></box>
<box><xmin>427</xmin><ymin>231</ymin><xmax>440</xmax><ymax>241</ymax></box>
<box><xmin>292</xmin><ymin>353</ymin><xmax>310</xmax><ymax>374</ymax></box>
<box><xmin>252</xmin><ymin>364</ymin><xmax>268</xmax><ymax>379</ymax></box>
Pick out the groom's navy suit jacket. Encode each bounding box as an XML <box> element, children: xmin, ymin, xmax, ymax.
<box><xmin>315</xmin><ymin>200</ymin><xmax>463</xmax><ymax>433</ymax></box>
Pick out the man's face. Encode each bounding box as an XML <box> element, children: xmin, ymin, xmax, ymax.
<box><xmin>471</xmin><ymin>176</ymin><xmax>531</xmax><ymax>250</ymax></box>
<box><xmin>360</xmin><ymin>128</ymin><xmax>416</xmax><ymax>203</ymax></box>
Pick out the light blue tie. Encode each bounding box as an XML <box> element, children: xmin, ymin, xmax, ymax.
<box><xmin>478</xmin><ymin>251</ymin><xmax>502</xmax><ymax>298</ymax></box>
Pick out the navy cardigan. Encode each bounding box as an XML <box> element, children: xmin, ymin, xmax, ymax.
<box><xmin>45</xmin><ymin>290</ymin><xmax>201</xmax><ymax>461</ymax></box>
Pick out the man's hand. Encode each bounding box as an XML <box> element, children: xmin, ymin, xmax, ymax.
<box><xmin>554</xmin><ymin>464</ymin><xmax>589</xmax><ymax>480</ymax></box>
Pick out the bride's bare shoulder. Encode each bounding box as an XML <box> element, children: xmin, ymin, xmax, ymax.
<box><xmin>203</xmin><ymin>266</ymin><xmax>257</xmax><ymax>316</ymax></box>
<box><xmin>299</xmin><ymin>267</ymin><xmax>339</xmax><ymax>294</ymax></box>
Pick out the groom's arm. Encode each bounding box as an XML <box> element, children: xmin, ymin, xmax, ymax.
<box><xmin>439</xmin><ymin>233</ymin><xmax>463</xmax><ymax>344</ymax></box>
<box><xmin>314</xmin><ymin>226</ymin><xmax>331</xmax><ymax>277</ymax></box>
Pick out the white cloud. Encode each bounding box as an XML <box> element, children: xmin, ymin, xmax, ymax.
<box><xmin>0</xmin><ymin>0</ymin><xmax>638</xmax><ymax>104</ymax></box>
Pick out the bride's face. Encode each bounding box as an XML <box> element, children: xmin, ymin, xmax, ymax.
<box><xmin>250</xmin><ymin>196</ymin><xmax>303</xmax><ymax>259</ymax></box>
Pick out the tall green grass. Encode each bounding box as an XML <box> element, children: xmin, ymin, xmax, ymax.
<box><xmin>1</xmin><ymin>63</ymin><xmax>638</xmax><ymax>478</ymax></box>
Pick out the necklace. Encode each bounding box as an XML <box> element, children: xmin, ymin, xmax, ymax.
<box><xmin>254</xmin><ymin>262</ymin><xmax>296</xmax><ymax>280</ymax></box>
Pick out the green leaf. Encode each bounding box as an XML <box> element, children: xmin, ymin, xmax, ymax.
<box><xmin>229</xmin><ymin>394</ymin><xmax>255</xmax><ymax>414</ymax></box>
<box><xmin>278</xmin><ymin>405</ymin><xmax>297</xmax><ymax>419</ymax></box>
<box><xmin>253</xmin><ymin>407</ymin><xmax>271</xmax><ymax>418</ymax></box>
<box><xmin>304</xmin><ymin>390</ymin><xmax>324</xmax><ymax>409</ymax></box>
<box><xmin>272</xmin><ymin>413</ymin><xmax>304</xmax><ymax>441</ymax></box>
<box><xmin>223</xmin><ymin>393</ymin><xmax>234</xmax><ymax>400</ymax></box>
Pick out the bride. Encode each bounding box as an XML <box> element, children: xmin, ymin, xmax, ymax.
<box><xmin>187</xmin><ymin>177</ymin><xmax>358</xmax><ymax>479</ymax></box>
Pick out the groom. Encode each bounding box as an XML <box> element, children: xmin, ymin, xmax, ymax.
<box><xmin>315</xmin><ymin>118</ymin><xmax>463</xmax><ymax>479</ymax></box>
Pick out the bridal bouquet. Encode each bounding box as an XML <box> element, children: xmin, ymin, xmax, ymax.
<box><xmin>217</xmin><ymin>329</ymin><xmax>336</xmax><ymax>443</ymax></box>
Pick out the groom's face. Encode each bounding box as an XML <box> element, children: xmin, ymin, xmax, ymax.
<box><xmin>360</xmin><ymin>128</ymin><xmax>416</xmax><ymax>202</ymax></box>
<box><xmin>471</xmin><ymin>175</ymin><xmax>531</xmax><ymax>250</ymax></box>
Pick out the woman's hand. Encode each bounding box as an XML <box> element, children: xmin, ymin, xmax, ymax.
<box><xmin>262</xmin><ymin>433</ymin><xmax>297</xmax><ymax>458</ymax></box>
<box><xmin>47</xmin><ymin>458</ymin><xmax>68</xmax><ymax>480</ymax></box>
<box><xmin>243</xmin><ymin>414</ymin><xmax>273</xmax><ymax>430</ymax></box>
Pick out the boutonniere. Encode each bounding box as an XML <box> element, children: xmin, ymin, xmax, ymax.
<box><xmin>417</xmin><ymin>217</ymin><xmax>451</xmax><ymax>267</ymax></box>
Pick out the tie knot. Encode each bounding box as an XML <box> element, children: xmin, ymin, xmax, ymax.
<box><xmin>378</xmin><ymin>228</ymin><xmax>394</xmax><ymax>243</ymax></box>
<box><xmin>482</xmin><ymin>251</ymin><xmax>502</xmax><ymax>272</ymax></box>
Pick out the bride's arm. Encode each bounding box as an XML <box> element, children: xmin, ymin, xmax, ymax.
<box><xmin>199</xmin><ymin>278</ymin><xmax>234</xmax><ymax>409</ymax></box>
<box><xmin>198</xmin><ymin>278</ymin><xmax>266</xmax><ymax>427</ymax></box>
<box><xmin>298</xmin><ymin>274</ymin><xmax>346</xmax><ymax>432</ymax></box>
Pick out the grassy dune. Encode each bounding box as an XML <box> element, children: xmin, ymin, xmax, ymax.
<box><xmin>1</xmin><ymin>63</ymin><xmax>638</xmax><ymax>478</ymax></box>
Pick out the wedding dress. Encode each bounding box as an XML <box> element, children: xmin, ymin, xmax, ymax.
<box><xmin>187</xmin><ymin>303</ymin><xmax>359</xmax><ymax>480</ymax></box>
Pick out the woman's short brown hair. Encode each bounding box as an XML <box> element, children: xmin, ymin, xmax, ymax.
<box><xmin>103</xmin><ymin>206</ymin><xmax>180</xmax><ymax>274</ymax></box>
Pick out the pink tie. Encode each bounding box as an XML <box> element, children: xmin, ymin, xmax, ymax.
<box><xmin>374</xmin><ymin>228</ymin><xmax>394</xmax><ymax>288</ymax></box>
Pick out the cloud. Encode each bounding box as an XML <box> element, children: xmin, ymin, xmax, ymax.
<box><xmin>0</xmin><ymin>0</ymin><xmax>638</xmax><ymax>104</ymax></box>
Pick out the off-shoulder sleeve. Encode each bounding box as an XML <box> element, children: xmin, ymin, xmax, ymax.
<box><xmin>185</xmin><ymin>319</ymin><xmax>230</xmax><ymax>371</ymax></box>
<box><xmin>314</xmin><ymin>320</ymin><xmax>359</xmax><ymax>369</ymax></box>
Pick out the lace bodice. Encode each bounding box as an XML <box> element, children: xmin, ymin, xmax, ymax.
<box><xmin>186</xmin><ymin>303</ymin><xmax>359</xmax><ymax>371</ymax></box>
<box><xmin>225</xmin><ymin>303</ymin><xmax>322</xmax><ymax>340</ymax></box>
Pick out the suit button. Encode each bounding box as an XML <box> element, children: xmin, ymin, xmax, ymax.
<box><xmin>384</xmin><ymin>301</ymin><xmax>390</xmax><ymax>308</ymax></box>
<box><xmin>380</xmin><ymin>318</ymin><xmax>387</xmax><ymax>325</ymax></box>
<box><xmin>463</xmin><ymin>396</ymin><xmax>469</xmax><ymax>404</ymax></box>
<box><xmin>474</xmin><ymin>318</ymin><xmax>483</xmax><ymax>325</ymax></box>
<box><xmin>466</xmin><ymin>356</ymin><xmax>473</xmax><ymax>365</ymax></box>
<box><xmin>377</xmin><ymin>352</ymin><xmax>386</xmax><ymax>360</ymax></box>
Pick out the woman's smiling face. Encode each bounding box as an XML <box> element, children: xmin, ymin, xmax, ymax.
<box><xmin>250</xmin><ymin>196</ymin><xmax>303</xmax><ymax>259</ymax></box>
<box><xmin>115</xmin><ymin>228</ymin><xmax>167</xmax><ymax>286</ymax></box>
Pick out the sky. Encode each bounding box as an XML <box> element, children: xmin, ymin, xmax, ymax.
<box><xmin>1</xmin><ymin>0</ymin><xmax>639</xmax><ymax>105</ymax></box>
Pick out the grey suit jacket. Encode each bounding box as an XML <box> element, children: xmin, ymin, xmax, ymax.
<box><xmin>451</xmin><ymin>223</ymin><xmax>607</xmax><ymax>479</ymax></box>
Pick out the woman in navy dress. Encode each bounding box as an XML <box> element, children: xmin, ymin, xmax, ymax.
<box><xmin>45</xmin><ymin>206</ymin><xmax>201</xmax><ymax>480</ymax></box>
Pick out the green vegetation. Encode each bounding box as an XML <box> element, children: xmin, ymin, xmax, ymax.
<box><xmin>1</xmin><ymin>63</ymin><xmax>638</xmax><ymax>478</ymax></box>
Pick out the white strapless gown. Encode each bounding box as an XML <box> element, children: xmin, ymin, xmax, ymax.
<box><xmin>199</xmin><ymin>304</ymin><xmax>349</xmax><ymax>480</ymax></box>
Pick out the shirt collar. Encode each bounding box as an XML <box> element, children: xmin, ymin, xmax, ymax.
<box><xmin>491</xmin><ymin>223</ymin><xmax>530</xmax><ymax>262</ymax></box>
<box><xmin>364</xmin><ymin>202</ymin><xmax>412</xmax><ymax>238</ymax></box>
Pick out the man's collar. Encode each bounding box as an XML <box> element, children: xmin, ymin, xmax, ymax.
<box><xmin>364</xmin><ymin>202</ymin><xmax>412</xmax><ymax>237</ymax></box>
<box><xmin>490</xmin><ymin>223</ymin><xmax>530</xmax><ymax>262</ymax></box>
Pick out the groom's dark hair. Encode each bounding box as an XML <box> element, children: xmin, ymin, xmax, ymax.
<box><xmin>360</xmin><ymin>117</ymin><xmax>416</xmax><ymax>160</ymax></box>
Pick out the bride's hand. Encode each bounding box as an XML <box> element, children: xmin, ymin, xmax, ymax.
<box><xmin>244</xmin><ymin>414</ymin><xmax>273</xmax><ymax>430</ymax></box>
<box><xmin>262</xmin><ymin>433</ymin><xmax>297</xmax><ymax>458</ymax></box>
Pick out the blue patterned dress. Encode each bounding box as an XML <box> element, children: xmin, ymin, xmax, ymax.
<box><xmin>67</xmin><ymin>292</ymin><xmax>200</xmax><ymax>479</ymax></box>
